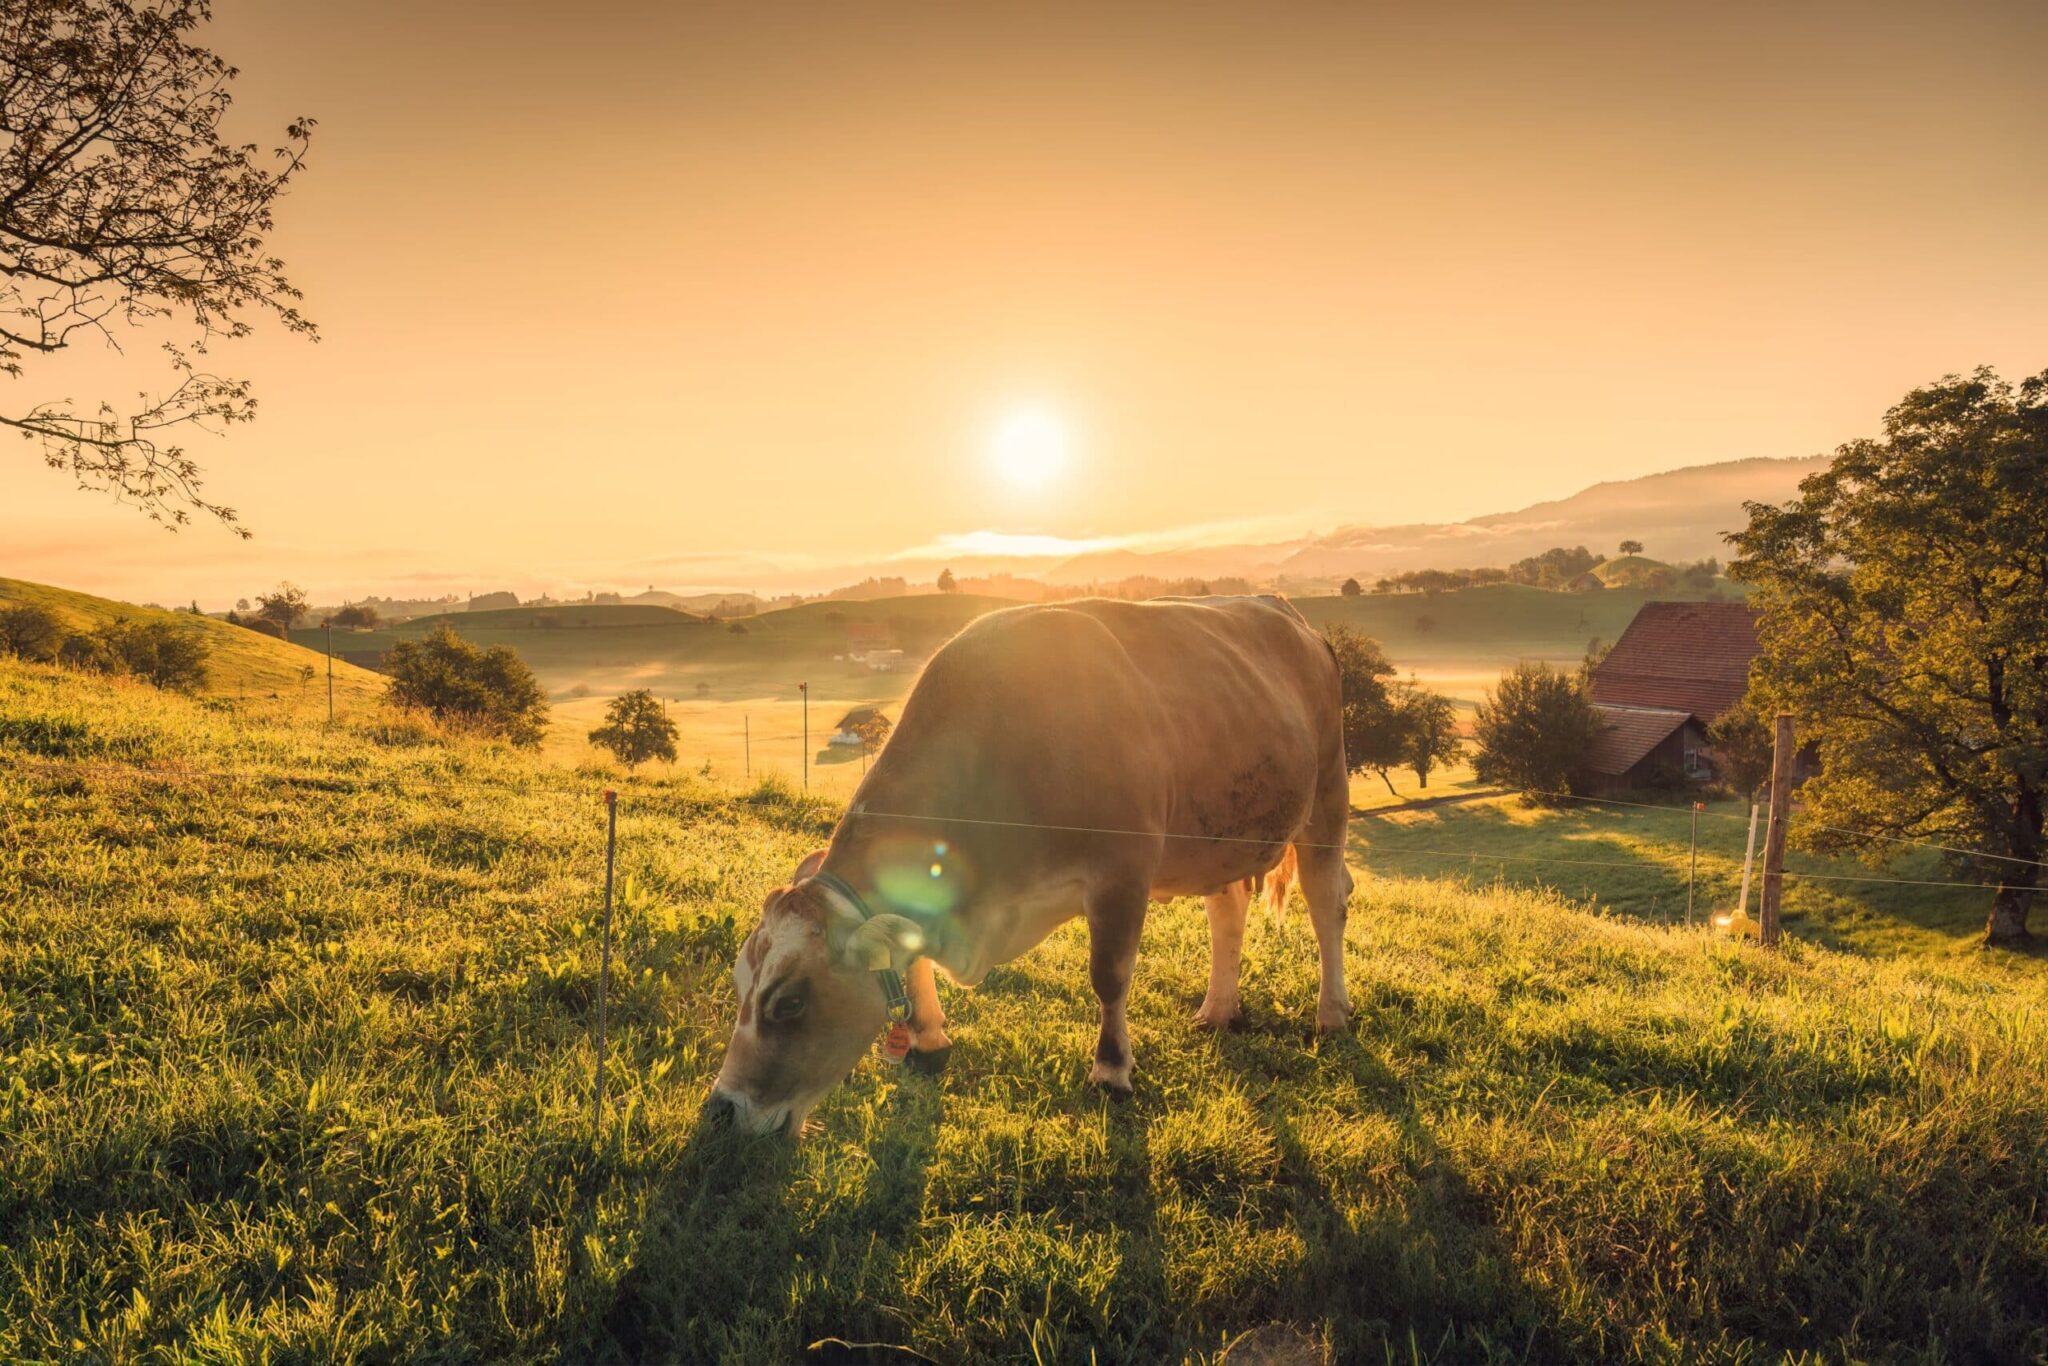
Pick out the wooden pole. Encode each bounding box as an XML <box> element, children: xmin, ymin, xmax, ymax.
<box><xmin>744</xmin><ymin>714</ymin><xmax>750</xmax><ymax>783</ymax></box>
<box><xmin>324</xmin><ymin>620</ymin><xmax>334</xmax><ymax>725</ymax></box>
<box><xmin>1758</xmin><ymin>713</ymin><xmax>1795</xmax><ymax>948</ymax></box>
<box><xmin>1686</xmin><ymin>802</ymin><xmax>1701</xmax><ymax>928</ymax></box>
<box><xmin>800</xmin><ymin>682</ymin><xmax>809</xmax><ymax>791</ymax></box>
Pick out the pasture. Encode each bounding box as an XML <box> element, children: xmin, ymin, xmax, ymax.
<box><xmin>5</xmin><ymin>656</ymin><xmax>2047</xmax><ymax>1364</ymax></box>
<box><xmin>292</xmin><ymin>583</ymin><xmax>1737</xmax><ymax>717</ymax></box>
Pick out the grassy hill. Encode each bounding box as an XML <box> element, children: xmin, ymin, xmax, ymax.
<box><xmin>1</xmin><ymin>576</ymin><xmax>386</xmax><ymax>707</ymax></box>
<box><xmin>4</xmin><ymin>655</ymin><xmax>2046</xmax><ymax>1363</ymax></box>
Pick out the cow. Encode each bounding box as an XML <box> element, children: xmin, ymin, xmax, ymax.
<box><xmin>706</xmin><ymin>595</ymin><xmax>1354</xmax><ymax>1135</ymax></box>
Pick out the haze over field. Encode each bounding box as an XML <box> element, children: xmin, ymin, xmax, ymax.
<box><xmin>5</xmin><ymin>1</ymin><xmax>2044</xmax><ymax>603</ymax></box>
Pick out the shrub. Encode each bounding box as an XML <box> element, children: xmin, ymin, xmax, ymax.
<box><xmin>588</xmin><ymin>689</ymin><xmax>679</xmax><ymax>769</ymax></box>
<box><xmin>56</xmin><ymin>632</ymin><xmax>111</xmax><ymax>672</ymax></box>
<box><xmin>384</xmin><ymin>625</ymin><xmax>549</xmax><ymax>747</ymax></box>
<box><xmin>236</xmin><ymin>614</ymin><xmax>287</xmax><ymax>639</ymax></box>
<box><xmin>92</xmin><ymin>619</ymin><xmax>210</xmax><ymax>692</ymax></box>
<box><xmin>0</xmin><ymin>603</ymin><xmax>64</xmax><ymax>662</ymax></box>
<box><xmin>1472</xmin><ymin>662</ymin><xmax>1600</xmax><ymax>803</ymax></box>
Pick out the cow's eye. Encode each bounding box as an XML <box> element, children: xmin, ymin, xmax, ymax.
<box><xmin>766</xmin><ymin>990</ymin><xmax>808</xmax><ymax>1024</ymax></box>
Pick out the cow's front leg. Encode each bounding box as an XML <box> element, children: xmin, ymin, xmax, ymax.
<box><xmin>1084</xmin><ymin>884</ymin><xmax>1146</xmax><ymax>1097</ymax></box>
<box><xmin>905</xmin><ymin>956</ymin><xmax>952</xmax><ymax>1075</ymax></box>
<box><xmin>1193</xmin><ymin>882</ymin><xmax>1250</xmax><ymax>1029</ymax></box>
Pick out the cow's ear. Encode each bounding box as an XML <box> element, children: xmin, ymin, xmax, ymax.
<box><xmin>791</xmin><ymin>849</ymin><xmax>828</xmax><ymax>882</ymax></box>
<box><xmin>841</xmin><ymin>914</ymin><xmax>924</xmax><ymax>972</ymax></box>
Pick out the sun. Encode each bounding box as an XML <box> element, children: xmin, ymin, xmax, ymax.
<box><xmin>990</xmin><ymin>407</ymin><xmax>1070</xmax><ymax>490</ymax></box>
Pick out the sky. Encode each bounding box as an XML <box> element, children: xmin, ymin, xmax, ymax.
<box><xmin>5</xmin><ymin>0</ymin><xmax>2045</xmax><ymax>606</ymax></box>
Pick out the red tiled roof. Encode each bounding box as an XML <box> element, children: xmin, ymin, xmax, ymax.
<box><xmin>1584</xmin><ymin>704</ymin><xmax>1693</xmax><ymax>776</ymax></box>
<box><xmin>1590</xmin><ymin>600</ymin><xmax>1758</xmax><ymax>721</ymax></box>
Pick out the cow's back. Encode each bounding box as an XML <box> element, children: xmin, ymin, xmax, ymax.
<box><xmin>844</xmin><ymin>595</ymin><xmax>1340</xmax><ymax>900</ymax></box>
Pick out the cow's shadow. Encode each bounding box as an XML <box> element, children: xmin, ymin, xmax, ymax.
<box><xmin>597</xmin><ymin>1079</ymin><xmax>946</xmax><ymax>1364</ymax></box>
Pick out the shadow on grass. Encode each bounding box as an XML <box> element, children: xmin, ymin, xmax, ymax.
<box><xmin>597</xmin><ymin>1084</ymin><xmax>945</xmax><ymax>1363</ymax></box>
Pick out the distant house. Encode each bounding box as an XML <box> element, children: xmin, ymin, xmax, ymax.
<box><xmin>1579</xmin><ymin>600</ymin><xmax>1759</xmax><ymax>794</ymax></box>
<box><xmin>830</xmin><ymin>706</ymin><xmax>885</xmax><ymax>747</ymax></box>
<box><xmin>844</xmin><ymin>622</ymin><xmax>895</xmax><ymax>662</ymax></box>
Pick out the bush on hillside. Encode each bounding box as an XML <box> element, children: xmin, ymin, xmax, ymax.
<box><xmin>91</xmin><ymin>619</ymin><xmax>210</xmax><ymax>692</ymax></box>
<box><xmin>1473</xmin><ymin>661</ymin><xmax>1600</xmax><ymax>803</ymax></box>
<box><xmin>0</xmin><ymin>603</ymin><xmax>64</xmax><ymax>662</ymax></box>
<box><xmin>56</xmin><ymin>632</ymin><xmax>111</xmax><ymax>672</ymax></box>
<box><xmin>385</xmin><ymin>624</ymin><xmax>549</xmax><ymax>747</ymax></box>
<box><xmin>588</xmin><ymin>688</ymin><xmax>679</xmax><ymax>769</ymax></box>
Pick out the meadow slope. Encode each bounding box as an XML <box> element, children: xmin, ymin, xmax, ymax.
<box><xmin>3</xmin><ymin>658</ymin><xmax>2047</xmax><ymax>1364</ymax></box>
<box><xmin>0</xmin><ymin>577</ymin><xmax>385</xmax><ymax>708</ymax></box>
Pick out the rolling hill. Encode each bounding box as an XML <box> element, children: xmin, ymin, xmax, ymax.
<box><xmin>0</xmin><ymin>576</ymin><xmax>386</xmax><ymax>706</ymax></box>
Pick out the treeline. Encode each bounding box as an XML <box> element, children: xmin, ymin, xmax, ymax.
<box><xmin>1361</xmin><ymin>550</ymin><xmax>1722</xmax><ymax>594</ymax></box>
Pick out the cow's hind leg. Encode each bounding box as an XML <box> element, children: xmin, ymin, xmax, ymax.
<box><xmin>1084</xmin><ymin>882</ymin><xmax>1147</xmax><ymax>1097</ymax></box>
<box><xmin>905</xmin><ymin>956</ymin><xmax>952</xmax><ymax>1075</ymax></box>
<box><xmin>1193</xmin><ymin>881</ymin><xmax>1251</xmax><ymax>1030</ymax></box>
<box><xmin>1296</xmin><ymin>838</ymin><xmax>1355</xmax><ymax>1033</ymax></box>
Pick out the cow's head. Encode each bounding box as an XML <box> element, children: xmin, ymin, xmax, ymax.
<box><xmin>705</xmin><ymin>850</ymin><xmax>924</xmax><ymax>1136</ymax></box>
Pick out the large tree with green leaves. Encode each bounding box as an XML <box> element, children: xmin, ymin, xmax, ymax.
<box><xmin>2</xmin><ymin>0</ymin><xmax>316</xmax><ymax>530</ymax></box>
<box><xmin>1394</xmin><ymin>683</ymin><xmax>1463</xmax><ymax>790</ymax></box>
<box><xmin>1731</xmin><ymin>368</ymin><xmax>2047</xmax><ymax>944</ymax></box>
<box><xmin>1323</xmin><ymin>624</ymin><xmax>1402</xmax><ymax>793</ymax></box>
<box><xmin>1472</xmin><ymin>662</ymin><xmax>1600</xmax><ymax>803</ymax></box>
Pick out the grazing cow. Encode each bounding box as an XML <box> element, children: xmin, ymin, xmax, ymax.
<box><xmin>706</xmin><ymin>595</ymin><xmax>1354</xmax><ymax>1135</ymax></box>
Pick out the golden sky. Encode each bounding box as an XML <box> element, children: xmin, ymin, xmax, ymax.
<box><xmin>6</xmin><ymin>0</ymin><xmax>2045</xmax><ymax>604</ymax></box>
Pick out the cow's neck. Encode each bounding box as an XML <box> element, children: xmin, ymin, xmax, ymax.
<box><xmin>819</xmin><ymin>824</ymin><xmax>970</xmax><ymax>981</ymax></box>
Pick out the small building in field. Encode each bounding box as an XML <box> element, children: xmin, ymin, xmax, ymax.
<box><xmin>830</xmin><ymin>706</ymin><xmax>886</xmax><ymax>747</ymax></box>
<box><xmin>1579</xmin><ymin>600</ymin><xmax>1759</xmax><ymax>794</ymax></box>
<box><xmin>844</xmin><ymin>623</ymin><xmax>895</xmax><ymax>662</ymax></box>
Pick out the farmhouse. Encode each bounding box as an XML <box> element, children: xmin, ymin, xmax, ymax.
<box><xmin>1579</xmin><ymin>600</ymin><xmax>1757</xmax><ymax>794</ymax></box>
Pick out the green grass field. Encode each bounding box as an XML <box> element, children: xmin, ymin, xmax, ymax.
<box><xmin>5</xmin><ymin>655</ymin><xmax>2047</xmax><ymax>1363</ymax></box>
<box><xmin>1</xmin><ymin>577</ymin><xmax>386</xmax><ymax>710</ymax></box>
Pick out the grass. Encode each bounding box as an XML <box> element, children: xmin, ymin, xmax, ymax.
<box><xmin>0</xmin><ymin>576</ymin><xmax>385</xmax><ymax>709</ymax></box>
<box><xmin>1352</xmin><ymin>794</ymin><xmax>2023</xmax><ymax>960</ymax></box>
<box><xmin>5</xmin><ymin>656</ymin><xmax>2048</xmax><ymax>1363</ymax></box>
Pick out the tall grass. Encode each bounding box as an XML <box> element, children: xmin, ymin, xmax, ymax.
<box><xmin>2</xmin><ymin>657</ymin><xmax>2045</xmax><ymax>1363</ymax></box>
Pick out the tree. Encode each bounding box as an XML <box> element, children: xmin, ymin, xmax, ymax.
<box><xmin>234</xmin><ymin>598</ymin><xmax>250</xmax><ymax>612</ymax></box>
<box><xmin>1395</xmin><ymin>684</ymin><xmax>1463</xmax><ymax>789</ymax></box>
<box><xmin>1618</xmin><ymin>539</ymin><xmax>1644</xmax><ymax>556</ymax></box>
<box><xmin>1472</xmin><ymin>662</ymin><xmax>1600</xmax><ymax>803</ymax></box>
<box><xmin>1706</xmin><ymin>694</ymin><xmax>1774</xmax><ymax>803</ymax></box>
<box><xmin>0</xmin><ymin>602</ymin><xmax>63</xmax><ymax>661</ymax></box>
<box><xmin>92</xmin><ymin>617</ymin><xmax>208</xmax><ymax>690</ymax></box>
<box><xmin>936</xmin><ymin>568</ymin><xmax>957</xmax><ymax>593</ymax></box>
<box><xmin>1340</xmin><ymin>577</ymin><xmax>1362</xmax><ymax>597</ymax></box>
<box><xmin>588</xmin><ymin>689</ymin><xmax>679</xmax><ymax>770</ymax></box>
<box><xmin>385</xmin><ymin>625</ymin><xmax>549</xmax><ymax>747</ymax></box>
<box><xmin>851</xmin><ymin>709</ymin><xmax>892</xmax><ymax>757</ymax></box>
<box><xmin>256</xmin><ymin>582</ymin><xmax>308</xmax><ymax>631</ymax></box>
<box><xmin>2</xmin><ymin>0</ymin><xmax>316</xmax><ymax>531</ymax></box>
<box><xmin>1324</xmin><ymin>625</ymin><xmax>1402</xmax><ymax>794</ymax></box>
<box><xmin>1730</xmin><ymin>367</ymin><xmax>2048</xmax><ymax>944</ymax></box>
<box><xmin>330</xmin><ymin>603</ymin><xmax>379</xmax><ymax>629</ymax></box>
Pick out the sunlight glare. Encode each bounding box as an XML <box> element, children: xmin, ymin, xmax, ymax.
<box><xmin>990</xmin><ymin>408</ymin><xmax>1070</xmax><ymax>490</ymax></box>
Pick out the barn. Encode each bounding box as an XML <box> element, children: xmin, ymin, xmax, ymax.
<box><xmin>1578</xmin><ymin>600</ymin><xmax>1758</xmax><ymax>794</ymax></box>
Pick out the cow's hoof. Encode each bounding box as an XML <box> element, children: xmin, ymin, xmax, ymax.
<box><xmin>906</xmin><ymin>1043</ymin><xmax>952</xmax><ymax>1076</ymax></box>
<box><xmin>1191</xmin><ymin>1007</ymin><xmax>1242</xmax><ymax>1032</ymax></box>
<box><xmin>1093</xmin><ymin>1078</ymin><xmax>1134</xmax><ymax>1103</ymax></box>
<box><xmin>1316</xmin><ymin>1005</ymin><xmax>1352</xmax><ymax>1034</ymax></box>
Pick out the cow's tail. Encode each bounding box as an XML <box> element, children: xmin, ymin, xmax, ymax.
<box><xmin>1258</xmin><ymin>843</ymin><xmax>1299</xmax><ymax>919</ymax></box>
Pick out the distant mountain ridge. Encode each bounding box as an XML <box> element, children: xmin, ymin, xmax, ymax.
<box><xmin>1043</xmin><ymin>455</ymin><xmax>1825</xmax><ymax>585</ymax></box>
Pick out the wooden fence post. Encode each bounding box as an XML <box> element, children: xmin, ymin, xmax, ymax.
<box><xmin>1758</xmin><ymin>713</ymin><xmax>1794</xmax><ymax>948</ymax></box>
